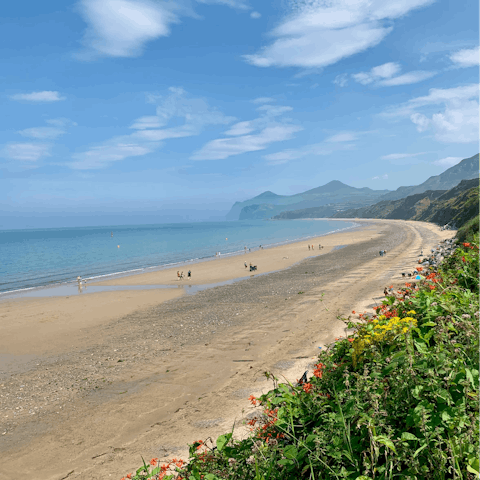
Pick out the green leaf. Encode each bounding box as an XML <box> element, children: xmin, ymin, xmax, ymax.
<box><xmin>467</xmin><ymin>465</ymin><xmax>480</xmax><ymax>476</ymax></box>
<box><xmin>421</xmin><ymin>321</ymin><xmax>436</xmax><ymax>327</ymax></box>
<box><xmin>283</xmin><ymin>445</ymin><xmax>298</xmax><ymax>460</ymax></box>
<box><xmin>356</xmin><ymin>476</ymin><xmax>373</xmax><ymax>480</ymax></box>
<box><xmin>205</xmin><ymin>475</ymin><xmax>219</xmax><ymax>480</ymax></box>
<box><xmin>414</xmin><ymin>340</ymin><xmax>427</xmax><ymax>354</ymax></box>
<box><xmin>278</xmin><ymin>458</ymin><xmax>294</xmax><ymax>466</ymax></box>
<box><xmin>216</xmin><ymin>433</ymin><xmax>232</xmax><ymax>452</ymax></box>
<box><xmin>401</xmin><ymin>432</ymin><xmax>418</xmax><ymax>441</ymax></box>
<box><xmin>374</xmin><ymin>435</ymin><xmax>397</xmax><ymax>454</ymax></box>
<box><xmin>413</xmin><ymin>444</ymin><xmax>428</xmax><ymax>458</ymax></box>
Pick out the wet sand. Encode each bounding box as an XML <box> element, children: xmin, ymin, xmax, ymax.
<box><xmin>0</xmin><ymin>220</ymin><xmax>454</xmax><ymax>480</ymax></box>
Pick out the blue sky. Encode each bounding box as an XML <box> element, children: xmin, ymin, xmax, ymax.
<box><xmin>1</xmin><ymin>0</ymin><xmax>478</xmax><ymax>227</ymax></box>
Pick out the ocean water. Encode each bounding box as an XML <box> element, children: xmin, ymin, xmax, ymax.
<box><xmin>0</xmin><ymin>219</ymin><xmax>354</xmax><ymax>294</ymax></box>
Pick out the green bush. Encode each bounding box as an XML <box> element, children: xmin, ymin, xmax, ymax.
<box><xmin>457</xmin><ymin>216</ymin><xmax>479</xmax><ymax>243</ymax></box>
<box><xmin>123</xmin><ymin>235</ymin><xmax>479</xmax><ymax>480</ymax></box>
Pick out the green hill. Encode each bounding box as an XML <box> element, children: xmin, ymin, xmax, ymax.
<box><xmin>227</xmin><ymin>181</ymin><xmax>390</xmax><ymax>220</ymax></box>
<box><xmin>331</xmin><ymin>178</ymin><xmax>478</xmax><ymax>229</ymax></box>
<box><xmin>379</xmin><ymin>153</ymin><xmax>479</xmax><ymax>201</ymax></box>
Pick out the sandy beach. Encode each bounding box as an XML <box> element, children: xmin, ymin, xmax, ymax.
<box><xmin>0</xmin><ymin>219</ymin><xmax>455</xmax><ymax>480</ymax></box>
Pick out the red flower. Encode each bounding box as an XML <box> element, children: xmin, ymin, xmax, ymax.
<box><xmin>417</xmin><ymin>267</ymin><xmax>423</xmax><ymax>272</ymax></box>
<box><xmin>352</xmin><ymin>310</ymin><xmax>356</xmax><ymax>314</ymax></box>
<box><xmin>126</xmin><ymin>474</ymin><xmax>132</xmax><ymax>479</ymax></box>
<box><xmin>150</xmin><ymin>458</ymin><xmax>158</xmax><ymax>466</ymax></box>
<box><xmin>348</xmin><ymin>338</ymin><xmax>354</xmax><ymax>343</ymax></box>
<box><xmin>429</xmin><ymin>285</ymin><xmax>435</xmax><ymax>290</ymax></box>
<box><xmin>462</xmin><ymin>256</ymin><xmax>466</xmax><ymax>263</ymax></box>
<box><xmin>249</xmin><ymin>395</ymin><xmax>257</xmax><ymax>406</ymax></box>
<box><xmin>463</xmin><ymin>242</ymin><xmax>471</xmax><ymax>247</ymax></box>
<box><xmin>405</xmin><ymin>282</ymin><xmax>412</xmax><ymax>287</ymax></box>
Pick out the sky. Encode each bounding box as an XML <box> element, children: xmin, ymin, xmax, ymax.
<box><xmin>1</xmin><ymin>0</ymin><xmax>479</xmax><ymax>228</ymax></box>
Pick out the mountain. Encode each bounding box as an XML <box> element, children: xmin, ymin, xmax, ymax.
<box><xmin>226</xmin><ymin>181</ymin><xmax>390</xmax><ymax>220</ymax></box>
<box><xmin>331</xmin><ymin>178</ymin><xmax>479</xmax><ymax>229</ymax></box>
<box><xmin>379</xmin><ymin>153</ymin><xmax>479</xmax><ymax>201</ymax></box>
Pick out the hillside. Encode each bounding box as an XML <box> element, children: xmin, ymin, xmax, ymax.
<box><xmin>331</xmin><ymin>178</ymin><xmax>478</xmax><ymax>229</ymax></box>
<box><xmin>379</xmin><ymin>153</ymin><xmax>479</xmax><ymax>201</ymax></box>
<box><xmin>227</xmin><ymin>181</ymin><xmax>390</xmax><ymax>220</ymax></box>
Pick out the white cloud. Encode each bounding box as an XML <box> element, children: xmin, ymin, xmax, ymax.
<box><xmin>326</xmin><ymin>132</ymin><xmax>358</xmax><ymax>143</ymax></box>
<box><xmin>372</xmin><ymin>173</ymin><xmax>388</xmax><ymax>180</ymax></box>
<box><xmin>250</xmin><ymin>11</ymin><xmax>261</xmax><ymax>19</ymax></box>
<box><xmin>432</xmin><ymin>156</ymin><xmax>463</xmax><ymax>167</ymax></box>
<box><xmin>378</xmin><ymin>70</ymin><xmax>436</xmax><ymax>86</ymax></box>
<box><xmin>225</xmin><ymin>121</ymin><xmax>255</xmax><ymax>136</ymax></box>
<box><xmin>381</xmin><ymin>152</ymin><xmax>427</xmax><ymax>160</ymax></box>
<box><xmin>130</xmin><ymin>116</ymin><xmax>166</xmax><ymax>130</ymax></box>
<box><xmin>251</xmin><ymin>97</ymin><xmax>275</xmax><ymax>104</ymax></box>
<box><xmin>2</xmin><ymin>143</ymin><xmax>51</xmax><ymax>161</ymax></box>
<box><xmin>352</xmin><ymin>62</ymin><xmax>435</xmax><ymax>86</ymax></box>
<box><xmin>10</xmin><ymin>91</ymin><xmax>65</xmax><ymax>102</ymax></box>
<box><xmin>77</xmin><ymin>0</ymin><xmax>180</xmax><ymax>58</ymax></box>
<box><xmin>243</xmin><ymin>0</ymin><xmax>435</xmax><ymax>69</ymax></box>
<box><xmin>73</xmin><ymin>87</ymin><xmax>234</xmax><ymax>169</ymax></box>
<box><xmin>17</xmin><ymin>118</ymin><xmax>75</xmax><ymax>140</ymax></box>
<box><xmin>353</xmin><ymin>62</ymin><xmax>401</xmax><ymax>84</ymax></box>
<box><xmin>71</xmin><ymin>143</ymin><xmax>153</xmax><ymax>170</ymax></box>
<box><xmin>333</xmin><ymin>74</ymin><xmax>349</xmax><ymax>87</ymax></box>
<box><xmin>264</xmin><ymin>143</ymin><xmax>331</xmax><ymax>165</ymax></box>
<box><xmin>384</xmin><ymin>84</ymin><xmax>479</xmax><ymax>143</ymax></box>
<box><xmin>191</xmin><ymin>124</ymin><xmax>302</xmax><ymax>160</ymax></box>
<box><xmin>449</xmin><ymin>46</ymin><xmax>480</xmax><ymax>68</ymax></box>
<box><xmin>197</xmin><ymin>0</ymin><xmax>248</xmax><ymax>8</ymax></box>
<box><xmin>192</xmin><ymin>101</ymin><xmax>302</xmax><ymax>160</ymax></box>
<box><xmin>18</xmin><ymin>127</ymin><xmax>64</xmax><ymax>140</ymax></box>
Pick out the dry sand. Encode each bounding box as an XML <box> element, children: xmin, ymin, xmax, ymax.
<box><xmin>0</xmin><ymin>219</ymin><xmax>455</xmax><ymax>480</ymax></box>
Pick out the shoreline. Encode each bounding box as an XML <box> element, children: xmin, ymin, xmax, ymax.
<box><xmin>0</xmin><ymin>220</ymin><xmax>455</xmax><ymax>480</ymax></box>
<box><xmin>0</xmin><ymin>219</ymin><xmax>359</xmax><ymax>297</ymax></box>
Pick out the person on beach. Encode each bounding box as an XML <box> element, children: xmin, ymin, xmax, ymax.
<box><xmin>312</xmin><ymin>244</ymin><xmax>314</xmax><ymax>250</ymax></box>
<box><xmin>177</xmin><ymin>271</ymin><xmax>180</xmax><ymax>280</ymax></box>
<box><xmin>187</xmin><ymin>270</ymin><xmax>191</xmax><ymax>278</ymax></box>
<box><xmin>244</xmin><ymin>261</ymin><xmax>248</xmax><ymax>269</ymax></box>
<box><xmin>308</xmin><ymin>245</ymin><xmax>310</xmax><ymax>250</ymax></box>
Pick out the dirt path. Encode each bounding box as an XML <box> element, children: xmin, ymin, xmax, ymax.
<box><xmin>0</xmin><ymin>220</ymin><xmax>453</xmax><ymax>480</ymax></box>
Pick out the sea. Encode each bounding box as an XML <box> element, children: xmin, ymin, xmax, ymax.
<box><xmin>0</xmin><ymin>219</ymin><xmax>355</xmax><ymax>294</ymax></box>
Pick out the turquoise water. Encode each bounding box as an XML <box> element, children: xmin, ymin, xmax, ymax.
<box><xmin>0</xmin><ymin>219</ymin><xmax>354</xmax><ymax>294</ymax></box>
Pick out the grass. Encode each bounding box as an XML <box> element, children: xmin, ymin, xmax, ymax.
<box><xmin>121</xmin><ymin>232</ymin><xmax>479</xmax><ymax>480</ymax></box>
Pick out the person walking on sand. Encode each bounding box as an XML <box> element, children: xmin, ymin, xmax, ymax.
<box><xmin>177</xmin><ymin>271</ymin><xmax>180</xmax><ymax>280</ymax></box>
<box><xmin>308</xmin><ymin>244</ymin><xmax>310</xmax><ymax>250</ymax></box>
<box><xmin>244</xmin><ymin>261</ymin><xmax>248</xmax><ymax>269</ymax></box>
<box><xmin>187</xmin><ymin>270</ymin><xmax>191</xmax><ymax>278</ymax></box>
<box><xmin>312</xmin><ymin>244</ymin><xmax>314</xmax><ymax>250</ymax></box>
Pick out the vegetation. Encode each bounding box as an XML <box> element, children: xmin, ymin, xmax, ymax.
<box><xmin>122</xmin><ymin>232</ymin><xmax>479</xmax><ymax>480</ymax></box>
<box><xmin>457</xmin><ymin>217</ymin><xmax>479</xmax><ymax>243</ymax></box>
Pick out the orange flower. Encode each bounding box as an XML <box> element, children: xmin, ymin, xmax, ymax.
<box><xmin>462</xmin><ymin>256</ymin><xmax>466</xmax><ymax>262</ymax></box>
<box><xmin>348</xmin><ymin>338</ymin><xmax>354</xmax><ymax>343</ymax></box>
<box><xmin>313</xmin><ymin>363</ymin><xmax>325</xmax><ymax>379</ymax></box>
<box><xmin>303</xmin><ymin>383</ymin><xmax>313</xmax><ymax>393</ymax></box>
<box><xmin>150</xmin><ymin>458</ymin><xmax>158</xmax><ymax>466</ymax></box>
<box><xmin>417</xmin><ymin>267</ymin><xmax>423</xmax><ymax>272</ymax></box>
<box><xmin>126</xmin><ymin>474</ymin><xmax>132</xmax><ymax>479</ymax></box>
<box><xmin>352</xmin><ymin>310</ymin><xmax>356</xmax><ymax>314</ymax></box>
<box><xmin>463</xmin><ymin>242</ymin><xmax>471</xmax><ymax>247</ymax></box>
<box><xmin>405</xmin><ymin>282</ymin><xmax>411</xmax><ymax>287</ymax></box>
<box><xmin>248</xmin><ymin>394</ymin><xmax>257</xmax><ymax>405</ymax></box>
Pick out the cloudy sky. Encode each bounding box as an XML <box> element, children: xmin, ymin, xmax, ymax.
<box><xmin>1</xmin><ymin>0</ymin><xmax>478</xmax><ymax>227</ymax></box>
